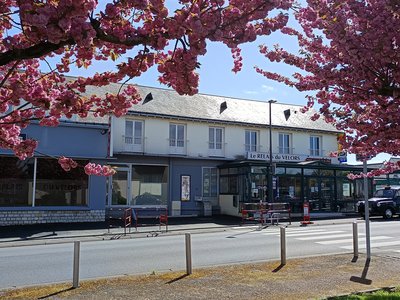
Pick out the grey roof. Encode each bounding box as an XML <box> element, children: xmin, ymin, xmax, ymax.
<box><xmin>133</xmin><ymin>86</ymin><xmax>339</xmax><ymax>133</ymax></box>
<box><xmin>79</xmin><ymin>80</ymin><xmax>339</xmax><ymax>133</ymax></box>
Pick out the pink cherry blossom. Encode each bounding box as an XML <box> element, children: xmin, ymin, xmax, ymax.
<box><xmin>257</xmin><ymin>0</ymin><xmax>400</xmax><ymax>176</ymax></box>
<box><xmin>0</xmin><ymin>0</ymin><xmax>294</xmax><ymax>175</ymax></box>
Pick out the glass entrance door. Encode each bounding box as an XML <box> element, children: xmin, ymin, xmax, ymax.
<box><xmin>305</xmin><ymin>177</ymin><xmax>320</xmax><ymax>211</ymax></box>
<box><xmin>305</xmin><ymin>177</ymin><xmax>334</xmax><ymax>212</ymax></box>
<box><xmin>320</xmin><ymin>178</ymin><xmax>334</xmax><ymax>211</ymax></box>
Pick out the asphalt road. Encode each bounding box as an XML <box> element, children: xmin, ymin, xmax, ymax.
<box><xmin>1</xmin><ymin>221</ymin><xmax>400</xmax><ymax>289</ymax></box>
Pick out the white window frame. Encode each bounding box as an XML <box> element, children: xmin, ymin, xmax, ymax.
<box><xmin>279</xmin><ymin>133</ymin><xmax>291</xmax><ymax>154</ymax></box>
<box><xmin>169</xmin><ymin>123</ymin><xmax>186</xmax><ymax>154</ymax></box>
<box><xmin>310</xmin><ymin>135</ymin><xmax>321</xmax><ymax>156</ymax></box>
<box><xmin>245</xmin><ymin>130</ymin><xmax>258</xmax><ymax>152</ymax></box>
<box><xmin>209</xmin><ymin>127</ymin><xmax>224</xmax><ymax>156</ymax></box>
<box><xmin>124</xmin><ymin>119</ymin><xmax>144</xmax><ymax>152</ymax></box>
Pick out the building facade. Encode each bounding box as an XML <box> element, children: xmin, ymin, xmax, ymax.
<box><xmin>0</xmin><ymin>83</ymin><xmax>370</xmax><ymax>226</ymax></box>
<box><xmin>107</xmin><ymin>84</ymin><xmax>368</xmax><ymax>218</ymax></box>
<box><xmin>0</xmin><ymin>121</ymin><xmax>109</xmax><ymax>225</ymax></box>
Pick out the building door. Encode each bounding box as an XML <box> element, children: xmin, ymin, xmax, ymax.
<box><xmin>305</xmin><ymin>177</ymin><xmax>334</xmax><ymax>212</ymax></box>
<box><xmin>320</xmin><ymin>178</ymin><xmax>334</xmax><ymax>211</ymax></box>
<box><xmin>109</xmin><ymin>167</ymin><xmax>131</xmax><ymax>205</ymax></box>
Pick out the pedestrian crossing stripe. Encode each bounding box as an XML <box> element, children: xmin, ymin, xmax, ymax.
<box><xmin>249</xmin><ymin>229</ymin><xmax>328</xmax><ymax>236</ymax></box>
<box><xmin>298</xmin><ymin>233</ymin><xmax>365</xmax><ymax>241</ymax></box>
<box><xmin>317</xmin><ymin>236</ymin><xmax>391</xmax><ymax>245</ymax></box>
<box><xmin>286</xmin><ymin>230</ymin><xmax>345</xmax><ymax>237</ymax></box>
<box><xmin>341</xmin><ymin>240</ymin><xmax>400</xmax><ymax>250</ymax></box>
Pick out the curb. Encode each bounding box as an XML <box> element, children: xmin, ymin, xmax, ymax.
<box><xmin>325</xmin><ymin>286</ymin><xmax>397</xmax><ymax>299</ymax></box>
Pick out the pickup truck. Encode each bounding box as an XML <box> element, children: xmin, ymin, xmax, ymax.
<box><xmin>357</xmin><ymin>186</ymin><xmax>400</xmax><ymax>219</ymax></box>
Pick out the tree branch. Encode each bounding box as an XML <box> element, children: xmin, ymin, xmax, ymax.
<box><xmin>0</xmin><ymin>39</ymin><xmax>73</xmax><ymax>66</ymax></box>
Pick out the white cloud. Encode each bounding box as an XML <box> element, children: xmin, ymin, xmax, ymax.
<box><xmin>243</xmin><ymin>90</ymin><xmax>259</xmax><ymax>95</ymax></box>
<box><xmin>261</xmin><ymin>85</ymin><xmax>274</xmax><ymax>92</ymax></box>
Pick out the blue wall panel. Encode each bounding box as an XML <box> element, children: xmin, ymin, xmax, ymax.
<box><xmin>89</xmin><ymin>174</ymin><xmax>107</xmax><ymax>210</ymax></box>
<box><xmin>170</xmin><ymin>159</ymin><xmax>221</xmax><ymax>216</ymax></box>
<box><xmin>0</xmin><ymin>122</ymin><xmax>109</xmax><ymax>158</ymax></box>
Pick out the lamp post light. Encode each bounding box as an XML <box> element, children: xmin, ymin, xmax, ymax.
<box><xmin>268</xmin><ymin>99</ymin><xmax>277</xmax><ymax>203</ymax></box>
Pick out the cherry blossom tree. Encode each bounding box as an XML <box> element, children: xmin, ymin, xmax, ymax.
<box><xmin>256</xmin><ymin>0</ymin><xmax>400</xmax><ymax>177</ymax></box>
<box><xmin>0</xmin><ymin>0</ymin><xmax>293</xmax><ymax>175</ymax></box>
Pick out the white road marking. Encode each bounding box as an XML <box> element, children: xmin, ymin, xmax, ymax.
<box><xmin>341</xmin><ymin>240</ymin><xmax>400</xmax><ymax>250</ymax></box>
<box><xmin>298</xmin><ymin>233</ymin><xmax>365</xmax><ymax>241</ymax></box>
<box><xmin>253</xmin><ymin>229</ymin><xmax>329</xmax><ymax>236</ymax></box>
<box><xmin>317</xmin><ymin>236</ymin><xmax>391</xmax><ymax>245</ymax></box>
<box><xmin>286</xmin><ymin>230</ymin><xmax>344</xmax><ymax>237</ymax></box>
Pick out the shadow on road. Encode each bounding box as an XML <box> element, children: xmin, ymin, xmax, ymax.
<box><xmin>349</xmin><ymin>258</ymin><xmax>372</xmax><ymax>285</ymax></box>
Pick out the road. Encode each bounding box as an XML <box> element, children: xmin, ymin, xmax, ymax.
<box><xmin>1</xmin><ymin>220</ymin><xmax>400</xmax><ymax>289</ymax></box>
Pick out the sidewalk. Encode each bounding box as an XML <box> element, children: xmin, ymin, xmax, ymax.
<box><xmin>0</xmin><ymin>215</ymin><xmax>359</xmax><ymax>248</ymax></box>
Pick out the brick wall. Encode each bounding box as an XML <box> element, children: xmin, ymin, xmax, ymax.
<box><xmin>0</xmin><ymin>210</ymin><xmax>105</xmax><ymax>226</ymax></box>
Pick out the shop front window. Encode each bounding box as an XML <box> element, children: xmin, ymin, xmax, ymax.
<box><xmin>303</xmin><ymin>168</ymin><xmax>320</xmax><ymax>176</ymax></box>
<box><xmin>112</xmin><ymin>168</ymin><xmax>129</xmax><ymax>205</ymax></box>
<box><xmin>0</xmin><ymin>157</ymin><xmax>34</xmax><ymax>206</ymax></box>
<box><xmin>131</xmin><ymin>165</ymin><xmax>168</xmax><ymax>205</ymax></box>
<box><xmin>220</xmin><ymin>176</ymin><xmax>238</xmax><ymax>194</ymax></box>
<box><xmin>203</xmin><ymin>167</ymin><xmax>218</xmax><ymax>197</ymax></box>
<box><xmin>286</xmin><ymin>168</ymin><xmax>302</xmax><ymax>175</ymax></box>
<box><xmin>277</xmin><ymin>176</ymin><xmax>302</xmax><ymax>213</ymax></box>
<box><xmin>35</xmin><ymin>158</ymin><xmax>88</xmax><ymax>206</ymax></box>
<box><xmin>336</xmin><ymin>178</ymin><xmax>357</xmax><ymax>212</ymax></box>
<box><xmin>249</xmin><ymin>173</ymin><xmax>267</xmax><ymax>201</ymax></box>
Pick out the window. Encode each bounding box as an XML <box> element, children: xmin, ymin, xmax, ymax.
<box><xmin>279</xmin><ymin>133</ymin><xmax>291</xmax><ymax>154</ymax></box>
<box><xmin>219</xmin><ymin>176</ymin><xmax>238</xmax><ymax>194</ymax></box>
<box><xmin>310</xmin><ymin>136</ymin><xmax>321</xmax><ymax>156</ymax></box>
<box><xmin>125</xmin><ymin>120</ymin><xmax>143</xmax><ymax>145</ymax></box>
<box><xmin>0</xmin><ymin>157</ymin><xmax>34</xmax><ymax>206</ymax></box>
<box><xmin>35</xmin><ymin>158</ymin><xmax>89</xmax><ymax>206</ymax></box>
<box><xmin>0</xmin><ymin>157</ymin><xmax>89</xmax><ymax>207</ymax></box>
<box><xmin>203</xmin><ymin>167</ymin><xmax>218</xmax><ymax>197</ymax></box>
<box><xmin>169</xmin><ymin>123</ymin><xmax>185</xmax><ymax>147</ymax></box>
<box><xmin>209</xmin><ymin>127</ymin><xmax>223</xmax><ymax>150</ymax></box>
<box><xmin>245</xmin><ymin>130</ymin><xmax>258</xmax><ymax>152</ymax></box>
<box><xmin>131</xmin><ymin>165</ymin><xmax>168</xmax><ymax>205</ymax></box>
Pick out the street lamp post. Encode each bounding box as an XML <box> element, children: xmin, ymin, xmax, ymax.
<box><xmin>268</xmin><ymin>99</ymin><xmax>277</xmax><ymax>203</ymax></box>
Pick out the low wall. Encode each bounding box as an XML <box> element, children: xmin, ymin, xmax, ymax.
<box><xmin>0</xmin><ymin>210</ymin><xmax>105</xmax><ymax>226</ymax></box>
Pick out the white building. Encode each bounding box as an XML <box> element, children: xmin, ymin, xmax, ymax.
<box><xmin>104</xmin><ymin>84</ymin><xmax>364</xmax><ymax>217</ymax></box>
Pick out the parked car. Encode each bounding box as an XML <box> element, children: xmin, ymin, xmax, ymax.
<box><xmin>357</xmin><ymin>186</ymin><xmax>400</xmax><ymax>219</ymax></box>
<box><xmin>133</xmin><ymin>193</ymin><xmax>162</xmax><ymax>205</ymax></box>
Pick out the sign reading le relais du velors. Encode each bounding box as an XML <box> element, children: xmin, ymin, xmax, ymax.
<box><xmin>247</xmin><ymin>152</ymin><xmax>307</xmax><ymax>162</ymax></box>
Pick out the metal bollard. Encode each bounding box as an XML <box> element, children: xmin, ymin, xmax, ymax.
<box><xmin>185</xmin><ymin>233</ymin><xmax>192</xmax><ymax>275</ymax></box>
<box><xmin>353</xmin><ymin>222</ymin><xmax>358</xmax><ymax>258</ymax></box>
<box><xmin>280</xmin><ymin>226</ymin><xmax>286</xmax><ymax>265</ymax></box>
<box><xmin>73</xmin><ymin>241</ymin><xmax>80</xmax><ymax>288</ymax></box>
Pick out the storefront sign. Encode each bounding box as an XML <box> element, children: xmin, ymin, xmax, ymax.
<box><xmin>247</xmin><ymin>152</ymin><xmax>307</xmax><ymax>162</ymax></box>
